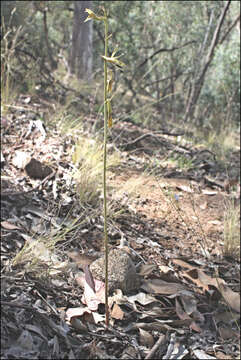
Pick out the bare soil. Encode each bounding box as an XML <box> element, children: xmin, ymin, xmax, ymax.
<box><xmin>1</xmin><ymin>96</ymin><xmax>240</xmax><ymax>359</ymax></box>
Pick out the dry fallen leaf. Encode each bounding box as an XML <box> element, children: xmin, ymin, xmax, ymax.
<box><xmin>208</xmin><ymin>220</ymin><xmax>222</xmax><ymax>225</ymax></box>
<box><xmin>183</xmin><ymin>268</ymin><xmax>225</xmax><ymax>292</ymax></box>
<box><xmin>138</xmin><ymin>263</ymin><xmax>157</xmax><ymax>276</ymax></box>
<box><xmin>141</xmin><ymin>278</ymin><xmax>187</xmax><ymax>295</ymax></box>
<box><xmin>139</xmin><ymin>328</ymin><xmax>154</xmax><ymax>348</ymax></box>
<box><xmin>175</xmin><ymin>298</ymin><xmax>201</xmax><ymax>333</ymax></box>
<box><xmin>172</xmin><ymin>258</ymin><xmax>199</xmax><ymax>270</ymax></box>
<box><xmin>1</xmin><ymin>221</ymin><xmax>20</xmax><ymax>230</ymax></box>
<box><xmin>111</xmin><ymin>303</ymin><xmax>124</xmax><ymax>320</ymax></box>
<box><xmin>180</xmin><ymin>293</ymin><xmax>198</xmax><ymax>316</ymax></box>
<box><xmin>75</xmin><ymin>274</ymin><xmax>105</xmax><ymax>311</ymax></box>
<box><xmin>218</xmin><ymin>283</ymin><xmax>240</xmax><ymax>313</ymax></box>
<box><xmin>200</xmin><ymin>201</ymin><xmax>207</xmax><ymax>209</ymax></box>
<box><xmin>12</xmin><ymin>151</ymin><xmax>30</xmax><ymax>169</ymax></box>
<box><xmin>68</xmin><ymin>250</ymin><xmax>99</xmax><ymax>268</ymax></box>
<box><xmin>66</xmin><ymin>307</ymin><xmax>91</xmax><ymax>323</ymax></box>
<box><xmin>192</xmin><ymin>349</ymin><xmax>216</xmax><ymax>359</ymax></box>
<box><xmin>127</xmin><ymin>292</ymin><xmax>156</xmax><ymax>306</ymax></box>
<box><xmin>201</xmin><ymin>189</ymin><xmax>218</xmax><ymax>195</ymax></box>
<box><xmin>218</xmin><ymin>326</ymin><xmax>240</xmax><ymax>340</ymax></box>
<box><xmin>177</xmin><ymin>184</ymin><xmax>193</xmax><ymax>193</ymax></box>
<box><xmin>83</xmin><ymin>264</ymin><xmax>95</xmax><ymax>293</ymax></box>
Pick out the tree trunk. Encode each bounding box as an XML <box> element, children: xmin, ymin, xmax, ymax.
<box><xmin>69</xmin><ymin>0</ymin><xmax>93</xmax><ymax>80</ymax></box>
<box><xmin>184</xmin><ymin>0</ymin><xmax>231</xmax><ymax>123</ymax></box>
<box><xmin>43</xmin><ymin>9</ymin><xmax>57</xmax><ymax>70</ymax></box>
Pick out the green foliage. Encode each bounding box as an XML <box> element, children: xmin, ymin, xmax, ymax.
<box><xmin>201</xmin><ymin>30</ymin><xmax>240</xmax><ymax>127</ymax></box>
<box><xmin>1</xmin><ymin>1</ymin><xmax>72</xmax><ymax>95</ymax></box>
<box><xmin>92</xmin><ymin>1</ymin><xmax>239</xmax><ymax>132</ymax></box>
<box><xmin>1</xmin><ymin>1</ymin><xmax>239</xmax><ymax>138</ymax></box>
<box><xmin>1</xmin><ymin>1</ymin><xmax>28</xmax><ymax>29</ymax></box>
<box><xmin>1</xmin><ymin>8</ymin><xmax>24</xmax><ymax>111</ymax></box>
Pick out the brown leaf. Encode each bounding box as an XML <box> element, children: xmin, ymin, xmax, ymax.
<box><xmin>214</xmin><ymin>311</ymin><xmax>240</xmax><ymax>324</ymax></box>
<box><xmin>138</xmin><ymin>263</ymin><xmax>157</xmax><ymax>276</ymax></box>
<box><xmin>141</xmin><ymin>278</ymin><xmax>187</xmax><ymax>295</ymax></box>
<box><xmin>70</xmin><ymin>317</ymin><xmax>88</xmax><ymax>332</ymax></box>
<box><xmin>215</xmin><ymin>351</ymin><xmax>235</xmax><ymax>359</ymax></box>
<box><xmin>218</xmin><ymin>326</ymin><xmax>240</xmax><ymax>340</ymax></box>
<box><xmin>172</xmin><ymin>259</ymin><xmax>199</xmax><ymax>270</ymax></box>
<box><xmin>68</xmin><ymin>250</ymin><xmax>98</xmax><ymax>268</ymax></box>
<box><xmin>83</xmin><ymin>264</ymin><xmax>95</xmax><ymax>293</ymax></box>
<box><xmin>175</xmin><ymin>298</ymin><xmax>201</xmax><ymax>333</ymax></box>
<box><xmin>183</xmin><ymin>269</ymin><xmax>225</xmax><ymax>292</ymax></box>
<box><xmin>139</xmin><ymin>328</ymin><xmax>154</xmax><ymax>348</ymax></box>
<box><xmin>189</xmin><ymin>320</ymin><xmax>202</xmax><ymax>333</ymax></box>
<box><xmin>175</xmin><ymin>298</ymin><xmax>190</xmax><ymax>321</ymax></box>
<box><xmin>111</xmin><ymin>303</ymin><xmax>124</xmax><ymax>320</ymax></box>
<box><xmin>218</xmin><ymin>283</ymin><xmax>240</xmax><ymax>313</ymax></box>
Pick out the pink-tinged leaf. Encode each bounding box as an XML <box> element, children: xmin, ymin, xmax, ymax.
<box><xmin>82</xmin><ymin>282</ymin><xmax>100</xmax><ymax>311</ymax></box>
<box><xmin>189</xmin><ymin>321</ymin><xmax>202</xmax><ymax>333</ymax></box>
<box><xmin>65</xmin><ymin>307</ymin><xmax>91</xmax><ymax>323</ymax></box>
<box><xmin>94</xmin><ymin>280</ymin><xmax>106</xmax><ymax>303</ymax></box>
<box><xmin>66</xmin><ymin>308</ymin><xmax>103</xmax><ymax>327</ymax></box>
<box><xmin>75</xmin><ymin>275</ymin><xmax>85</xmax><ymax>288</ymax></box>
<box><xmin>92</xmin><ymin>312</ymin><xmax>106</xmax><ymax>323</ymax></box>
<box><xmin>76</xmin><ymin>271</ymin><xmax>105</xmax><ymax>311</ymax></box>
<box><xmin>82</xmin><ymin>278</ymin><xmax>105</xmax><ymax>311</ymax></box>
<box><xmin>111</xmin><ymin>303</ymin><xmax>124</xmax><ymax>320</ymax></box>
<box><xmin>83</xmin><ymin>264</ymin><xmax>95</xmax><ymax>293</ymax></box>
<box><xmin>1</xmin><ymin>221</ymin><xmax>20</xmax><ymax>230</ymax></box>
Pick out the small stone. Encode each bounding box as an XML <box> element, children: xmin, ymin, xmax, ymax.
<box><xmin>25</xmin><ymin>158</ymin><xmax>53</xmax><ymax>180</ymax></box>
<box><xmin>90</xmin><ymin>248</ymin><xmax>140</xmax><ymax>294</ymax></box>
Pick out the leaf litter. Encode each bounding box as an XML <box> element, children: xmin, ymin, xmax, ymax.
<box><xmin>1</xmin><ymin>95</ymin><xmax>240</xmax><ymax>359</ymax></box>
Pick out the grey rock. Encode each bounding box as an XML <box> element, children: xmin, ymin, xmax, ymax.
<box><xmin>90</xmin><ymin>248</ymin><xmax>140</xmax><ymax>294</ymax></box>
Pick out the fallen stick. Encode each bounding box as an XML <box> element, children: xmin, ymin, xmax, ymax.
<box><xmin>145</xmin><ymin>334</ymin><xmax>166</xmax><ymax>359</ymax></box>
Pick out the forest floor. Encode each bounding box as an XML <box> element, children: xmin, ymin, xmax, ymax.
<box><xmin>1</xmin><ymin>94</ymin><xmax>240</xmax><ymax>359</ymax></box>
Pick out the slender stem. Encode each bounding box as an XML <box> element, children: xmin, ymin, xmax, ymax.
<box><xmin>103</xmin><ymin>12</ymin><xmax>109</xmax><ymax>328</ymax></box>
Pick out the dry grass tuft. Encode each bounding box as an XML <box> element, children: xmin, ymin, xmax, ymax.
<box><xmin>72</xmin><ymin>137</ymin><xmax>120</xmax><ymax>205</ymax></box>
<box><xmin>223</xmin><ymin>199</ymin><xmax>240</xmax><ymax>260</ymax></box>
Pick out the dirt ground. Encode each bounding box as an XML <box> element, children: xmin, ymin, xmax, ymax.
<box><xmin>1</xmin><ymin>97</ymin><xmax>240</xmax><ymax>359</ymax></box>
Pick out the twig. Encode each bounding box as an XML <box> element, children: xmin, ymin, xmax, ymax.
<box><xmin>145</xmin><ymin>334</ymin><xmax>166</xmax><ymax>359</ymax></box>
<box><xmin>120</xmin><ymin>133</ymin><xmax>162</xmax><ymax>150</ymax></box>
<box><xmin>1</xmin><ymin>170</ymin><xmax>55</xmax><ymax>198</ymax></box>
<box><xmin>120</xmin><ymin>131</ymin><xmax>187</xmax><ymax>151</ymax></box>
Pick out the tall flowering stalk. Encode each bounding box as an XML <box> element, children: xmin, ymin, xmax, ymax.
<box><xmin>85</xmin><ymin>7</ymin><xmax>125</xmax><ymax>327</ymax></box>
